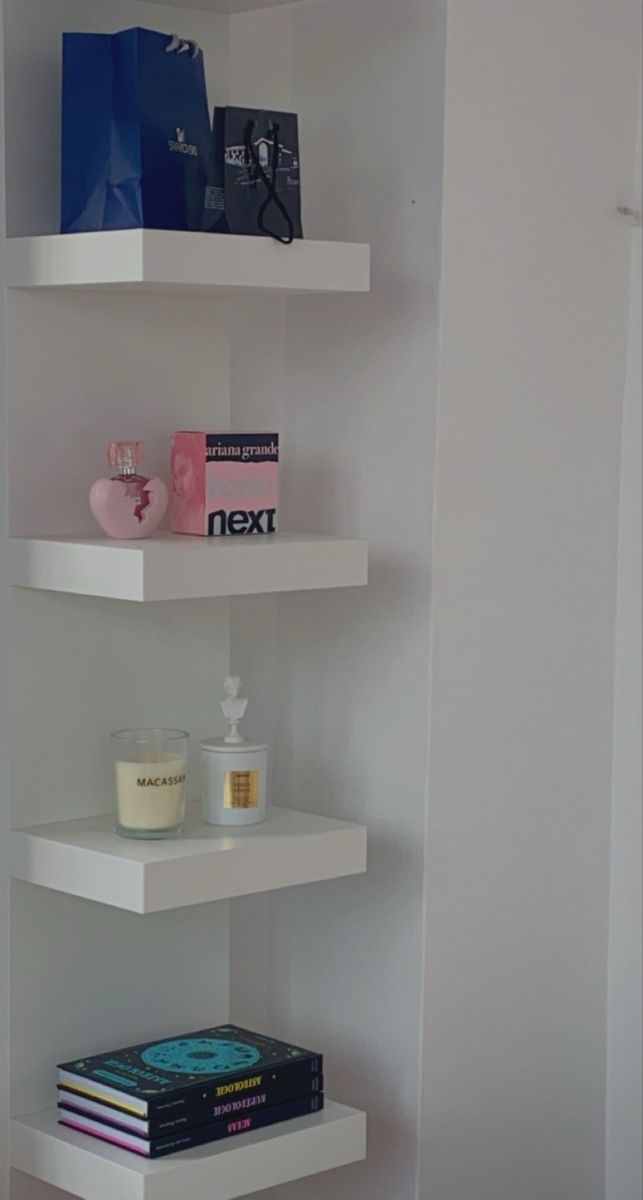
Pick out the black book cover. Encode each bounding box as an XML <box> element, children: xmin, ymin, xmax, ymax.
<box><xmin>57</xmin><ymin>1024</ymin><xmax>322</xmax><ymax>1117</ymax></box>
<box><xmin>58</xmin><ymin>1073</ymin><xmax>324</xmax><ymax>1137</ymax></box>
<box><xmin>58</xmin><ymin>1093</ymin><xmax>325</xmax><ymax>1159</ymax></box>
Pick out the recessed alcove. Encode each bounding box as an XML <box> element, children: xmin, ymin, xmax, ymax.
<box><xmin>1</xmin><ymin>0</ymin><xmax>444</xmax><ymax>1196</ymax></box>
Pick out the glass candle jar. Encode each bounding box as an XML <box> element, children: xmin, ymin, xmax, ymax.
<box><xmin>112</xmin><ymin>729</ymin><xmax>189</xmax><ymax>839</ymax></box>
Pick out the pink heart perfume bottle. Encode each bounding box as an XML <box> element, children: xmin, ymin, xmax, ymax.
<box><xmin>89</xmin><ymin>441</ymin><xmax>168</xmax><ymax>540</ymax></box>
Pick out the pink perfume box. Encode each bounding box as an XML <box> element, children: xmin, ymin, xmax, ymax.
<box><xmin>171</xmin><ymin>432</ymin><xmax>279</xmax><ymax>537</ymax></box>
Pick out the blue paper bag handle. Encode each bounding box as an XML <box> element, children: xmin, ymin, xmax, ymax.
<box><xmin>166</xmin><ymin>34</ymin><xmax>201</xmax><ymax>58</ymax></box>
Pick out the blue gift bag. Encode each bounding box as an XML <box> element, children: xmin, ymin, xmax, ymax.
<box><xmin>61</xmin><ymin>28</ymin><xmax>212</xmax><ymax>233</ymax></box>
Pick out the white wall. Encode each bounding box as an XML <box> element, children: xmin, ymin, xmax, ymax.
<box><xmin>2</xmin><ymin>4</ymin><xmax>235</xmax><ymax>1198</ymax></box>
<box><xmin>229</xmin><ymin>3</ymin><xmax>446</xmax><ymax>1200</ymax></box>
<box><xmin>420</xmin><ymin>4</ymin><xmax>642</xmax><ymax>1200</ymax></box>
<box><xmin>0</xmin><ymin>6</ymin><xmax>11</xmax><ymax>1196</ymax></box>
<box><xmin>1</xmin><ymin>5</ymin><xmax>639</xmax><ymax>1200</ymax></box>
<box><xmin>606</xmin><ymin>96</ymin><xmax>642</xmax><ymax>1200</ymax></box>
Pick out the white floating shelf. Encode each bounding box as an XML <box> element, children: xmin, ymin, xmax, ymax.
<box><xmin>98</xmin><ymin>0</ymin><xmax>329</xmax><ymax>13</ymax></box>
<box><xmin>6</xmin><ymin>231</ymin><xmax>370</xmax><ymax>296</ymax></box>
<box><xmin>10</xmin><ymin>532</ymin><xmax>368</xmax><ymax>602</ymax></box>
<box><xmin>146</xmin><ymin>1</ymin><xmax>317</xmax><ymax>14</ymax></box>
<box><xmin>10</xmin><ymin>804</ymin><xmax>367</xmax><ymax>913</ymax></box>
<box><xmin>11</xmin><ymin>1102</ymin><xmax>367</xmax><ymax>1200</ymax></box>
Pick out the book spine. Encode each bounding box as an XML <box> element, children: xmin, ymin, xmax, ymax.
<box><xmin>152</xmin><ymin>1075</ymin><xmax>323</xmax><ymax>1135</ymax></box>
<box><xmin>148</xmin><ymin>1055</ymin><xmax>323</xmax><ymax>1117</ymax></box>
<box><xmin>58</xmin><ymin>1076</ymin><xmax>325</xmax><ymax>1138</ymax></box>
<box><xmin>149</xmin><ymin>1094</ymin><xmax>325</xmax><ymax>1159</ymax></box>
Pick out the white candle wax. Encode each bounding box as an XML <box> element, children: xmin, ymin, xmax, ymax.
<box><xmin>115</xmin><ymin>752</ymin><xmax>186</xmax><ymax>832</ymax></box>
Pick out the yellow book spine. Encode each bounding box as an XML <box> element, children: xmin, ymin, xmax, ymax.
<box><xmin>60</xmin><ymin>1082</ymin><xmax>146</xmax><ymax>1116</ymax></box>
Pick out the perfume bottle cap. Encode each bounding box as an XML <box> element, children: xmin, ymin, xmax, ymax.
<box><xmin>108</xmin><ymin>441</ymin><xmax>143</xmax><ymax>473</ymax></box>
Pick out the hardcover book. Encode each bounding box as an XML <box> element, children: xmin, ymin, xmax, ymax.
<box><xmin>58</xmin><ymin>1093</ymin><xmax>325</xmax><ymax>1158</ymax></box>
<box><xmin>58</xmin><ymin>1073</ymin><xmax>324</xmax><ymax>1138</ymax></box>
<box><xmin>57</xmin><ymin>1024</ymin><xmax>322</xmax><ymax>1118</ymax></box>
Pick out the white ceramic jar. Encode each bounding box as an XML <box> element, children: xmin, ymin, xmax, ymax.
<box><xmin>200</xmin><ymin>737</ymin><xmax>268</xmax><ymax>826</ymax></box>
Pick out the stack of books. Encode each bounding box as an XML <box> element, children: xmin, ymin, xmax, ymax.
<box><xmin>57</xmin><ymin>1023</ymin><xmax>324</xmax><ymax>1159</ymax></box>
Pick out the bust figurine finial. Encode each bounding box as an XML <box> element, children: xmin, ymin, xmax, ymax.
<box><xmin>221</xmin><ymin>676</ymin><xmax>248</xmax><ymax>744</ymax></box>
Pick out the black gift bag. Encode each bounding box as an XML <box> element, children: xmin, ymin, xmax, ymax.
<box><xmin>203</xmin><ymin>107</ymin><xmax>303</xmax><ymax>243</ymax></box>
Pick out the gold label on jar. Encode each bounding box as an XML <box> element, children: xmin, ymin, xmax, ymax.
<box><xmin>223</xmin><ymin>769</ymin><xmax>260</xmax><ymax>809</ymax></box>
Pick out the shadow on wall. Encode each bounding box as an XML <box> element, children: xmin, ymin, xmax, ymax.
<box><xmin>236</xmin><ymin>825</ymin><xmax>426</xmax><ymax>1200</ymax></box>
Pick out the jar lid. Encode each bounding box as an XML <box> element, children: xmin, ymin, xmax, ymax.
<box><xmin>200</xmin><ymin>737</ymin><xmax>268</xmax><ymax>754</ymax></box>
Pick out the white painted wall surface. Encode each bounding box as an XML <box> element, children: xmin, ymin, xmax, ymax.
<box><xmin>420</xmin><ymin>4</ymin><xmax>642</xmax><ymax>1200</ymax></box>
<box><xmin>2</xmin><ymin>5</ymin><xmax>234</xmax><ymax>1198</ymax></box>
<box><xmin>1</xmin><ymin>5</ymin><xmax>639</xmax><ymax>1200</ymax></box>
<box><xmin>228</xmin><ymin>4</ymin><xmax>445</xmax><ymax>1200</ymax></box>
<box><xmin>606</xmin><ymin>96</ymin><xmax>642</xmax><ymax>1200</ymax></box>
<box><xmin>0</xmin><ymin>5</ymin><xmax>11</xmax><ymax>1195</ymax></box>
